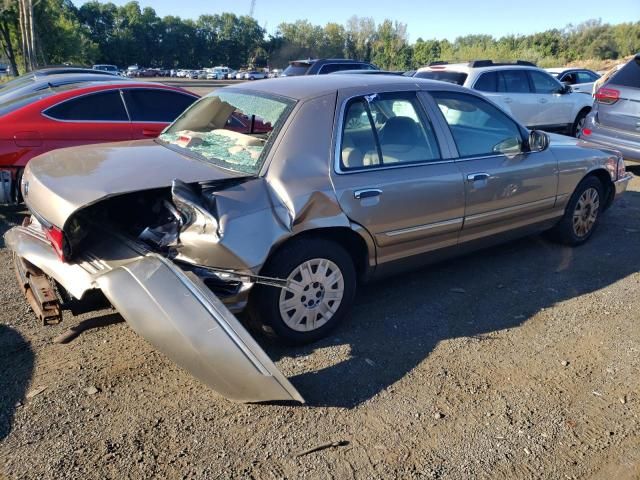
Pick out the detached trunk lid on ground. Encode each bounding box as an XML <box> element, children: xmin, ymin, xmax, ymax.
<box><xmin>22</xmin><ymin>139</ymin><xmax>242</xmax><ymax>228</ymax></box>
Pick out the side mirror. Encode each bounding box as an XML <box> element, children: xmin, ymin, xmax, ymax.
<box><xmin>528</xmin><ymin>130</ymin><xmax>549</xmax><ymax>152</ymax></box>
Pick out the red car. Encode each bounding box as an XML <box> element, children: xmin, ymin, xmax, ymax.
<box><xmin>0</xmin><ymin>80</ymin><xmax>198</xmax><ymax>203</ymax></box>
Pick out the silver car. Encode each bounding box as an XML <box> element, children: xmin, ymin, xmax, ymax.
<box><xmin>5</xmin><ymin>75</ymin><xmax>632</xmax><ymax>403</ymax></box>
<box><xmin>580</xmin><ymin>54</ymin><xmax>640</xmax><ymax>164</ymax></box>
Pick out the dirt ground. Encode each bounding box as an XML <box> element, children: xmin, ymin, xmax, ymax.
<box><xmin>1</xmin><ymin>171</ymin><xmax>639</xmax><ymax>480</ymax></box>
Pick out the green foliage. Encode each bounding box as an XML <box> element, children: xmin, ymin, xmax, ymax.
<box><xmin>1</xmin><ymin>4</ymin><xmax>639</xmax><ymax>73</ymax></box>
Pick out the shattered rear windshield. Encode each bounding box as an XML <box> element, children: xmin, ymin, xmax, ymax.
<box><xmin>160</xmin><ymin>90</ymin><xmax>295</xmax><ymax>175</ymax></box>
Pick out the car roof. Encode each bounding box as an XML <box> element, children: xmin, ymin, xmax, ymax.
<box><xmin>35</xmin><ymin>67</ymin><xmax>117</xmax><ymax>76</ymax></box>
<box><xmin>418</xmin><ymin>63</ymin><xmax>539</xmax><ymax>74</ymax></box>
<box><xmin>30</xmin><ymin>73</ymin><xmax>124</xmax><ymax>86</ymax></box>
<box><xmin>222</xmin><ymin>74</ymin><xmax>462</xmax><ymax>101</ymax></box>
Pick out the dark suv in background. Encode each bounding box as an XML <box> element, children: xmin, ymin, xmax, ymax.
<box><xmin>280</xmin><ymin>58</ymin><xmax>378</xmax><ymax>76</ymax></box>
<box><xmin>580</xmin><ymin>54</ymin><xmax>640</xmax><ymax>164</ymax></box>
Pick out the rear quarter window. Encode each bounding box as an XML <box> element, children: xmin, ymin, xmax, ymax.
<box><xmin>610</xmin><ymin>59</ymin><xmax>640</xmax><ymax>89</ymax></box>
<box><xmin>45</xmin><ymin>91</ymin><xmax>128</xmax><ymax>121</ymax></box>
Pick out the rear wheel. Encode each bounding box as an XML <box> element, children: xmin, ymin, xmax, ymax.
<box><xmin>251</xmin><ymin>238</ymin><xmax>356</xmax><ymax>345</ymax></box>
<box><xmin>548</xmin><ymin>176</ymin><xmax>603</xmax><ymax>245</ymax></box>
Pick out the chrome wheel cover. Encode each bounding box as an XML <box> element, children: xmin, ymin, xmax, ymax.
<box><xmin>573</xmin><ymin>187</ymin><xmax>599</xmax><ymax>237</ymax></box>
<box><xmin>279</xmin><ymin>258</ymin><xmax>345</xmax><ymax>332</ymax></box>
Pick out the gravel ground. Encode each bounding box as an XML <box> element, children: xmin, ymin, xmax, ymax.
<box><xmin>1</xmin><ymin>171</ymin><xmax>639</xmax><ymax>479</ymax></box>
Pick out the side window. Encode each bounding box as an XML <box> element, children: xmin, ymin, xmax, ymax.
<box><xmin>560</xmin><ymin>72</ymin><xmax>577</xmax><ymax>84</ymax></box>
<box><xmin>474</xmin><ymin>71</ymin><xmax>498</xmax><ymax>92</ymax></box>
<box><xmin>124</xmin><ymin>89</ymin><xmax>196</xmax><ymax>122</ymax></box>
<box><xmin>431</xmin><ymin>91</ymin><xmax>523</xmax><ymax>158</ymax></box>
<box><xmin>577</xmin><ymin>71</ymin><xmax>597</xmax><ymax>83</ymax></box>
<box><xmin>319</xmin><ymin>64</ymin><xmax>343</xmax><ymax>74</ymax></box>
<box><xmin>529</xmin><ymin>71</ymin><xmax>561</xmax><ymax>93</ymax></box>
<box><xmin>340</xmin><ymin>93</ymin><xmax>441</xmax><ymax>170</ymax></box>
<box><xmin>45</xmin><ymin>91</ymin><xmax>128</xmax><ymax>121</ymax></box>
<box><xmin>498</xmin><ymin>70</ymin><xmax>531</xmax><ymax>93</ymax></box>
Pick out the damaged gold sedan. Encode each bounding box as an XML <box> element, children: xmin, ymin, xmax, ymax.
<box><xmin>5</xmin><ymin>75</ymin><xmax>631</xmax><ymax>403</ymax></box>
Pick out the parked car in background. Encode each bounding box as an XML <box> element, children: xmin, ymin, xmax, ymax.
<box><xmin>0</xmin><ymin>67</ymin><xmax>118</xmax><ymax>91</ymax></box>
<box><xmin>244</xmin><ymin>70</ymin><xmax>266</xmax><ymax>80</ymax></box>
<box><xmin>92</xmin><ymin>64</ymin><xmax>119</xmax><ymax>75</ymax></box>
<box><xmin>414</xmin><ymin>60</ymin><xmax>594</xmax><ymax>136</ymax></box>
<box><xmin>330</xmin><ymin>70</ymin><xmax>403</xmax><ymax>76</ymax></box>
<box><xmin>235</xmin><ymin>71</ymin><xmax>247</xmax><ymax>80</ymax></box>
<box><xmin>280</xmin><ymin>58</ymin><xmax>378</xmax><ymax>76</ymax></box>
<box><xmin>546</xmin><ymin>67</ymin><xmax>600</xmax><ymax>95</ymax></box>
<box><xmin>0</xmin><ymin>81</ymin><xmax>198</xmax><ymax>204</ymax></box>
<box><xmin>0</xmin><ymin>73</ymin><xmax>128</xmax><ymax>105</ymax></box>
<box><xmin>5</xmin><ymin>75</ymin><xmax>630</xmax><ymax>403</ymax></box>
<box><xmin>126</xmin><ymin>65</ymin><xmax>140</xmax><ymax>77</ymax></box>
<box><xmin>579</xmin><ymin>54</ymin><xmax>640</xmax><ymax>164</ymax></box>
<box><xmin>268</xmin><ymin>69</ymin><xmax>282</xmax><ymax>78</ymax></box>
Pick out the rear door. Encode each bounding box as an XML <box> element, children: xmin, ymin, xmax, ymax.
<box><xmin>476</xmin><ymin>69</ymin><xmax>538</xmax><ymax>127</ymax></box>
<box><xmin>596</xmin><ymin>58</ymin><xmax>640</xmax><ymax>134</ymax></box>
<box><xmin>331</xmin><ymin>91</ymin><xmax>465</xmax><ymax>266</ymax></box>
<box><xmin>42</xmin><ymin>89</ymin><xmax>132</xmax><ymax>148</ymax></box>
<box><xmin>428</xmin><ymin>90</ymin><xmax>558</xmax><ymax>241</ymax></box>
<box><xmin>122</xmin><ymin>88</ymin><xmax>198</xmax><ymax>138</ymax></box>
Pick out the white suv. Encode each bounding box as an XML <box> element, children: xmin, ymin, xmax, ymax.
<box><xmin>415</xmin><ymin>60</ymin><xmax>593</xmax><ymax>136</ymax></box>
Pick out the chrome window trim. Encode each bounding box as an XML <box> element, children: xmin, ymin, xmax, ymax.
<box><xmin>333</xmin><ymin>90</ymin><xmax>450</xmax><ymax>175</ymax></box>
<box><xmin>41</xmin><ymin>88</ymin><xmax>130</xmax><ymax>123</ymax></box>
<box><xmin>41</xmin><ymin>87</ymin><xmax>198</xmax><ymax>124</ymax></box>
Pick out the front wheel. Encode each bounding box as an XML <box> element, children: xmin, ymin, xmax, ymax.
<box><xmin>548</xmin><ymin>176</ymin><xmax>603</xmax><ymax>245</ymax></box>
<box><xmin>571</xmin><ymin>109</ymin><xmax>589</xmax><ymax>137</ymax></box>
<box><xmin>250</xmin><ymin>238</ymin><xmax>356</xmax><ymax>345</ymax></box>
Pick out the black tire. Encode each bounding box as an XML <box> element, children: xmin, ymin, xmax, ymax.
<box><xmin>571</xmin><ymin>108</ymin><xmax>590</xmax><ymax>137</ymax></box>
<box><xmin>548</xmin><ymin>176</ymin><xmax>603</xmax><ymax>245</ymax></box>
<box><xmin>250</xmin><ymin>237</ymin><xmax>357</xmax><ymax>345</ymax></box>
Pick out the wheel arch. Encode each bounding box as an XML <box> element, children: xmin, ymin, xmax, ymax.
<box><xmin>259</xmin><ymin>225</ymin><xmax>376</xmax><ymax>282</ymax></box>
<box><xmin>584</xmin><ymin>167</ymin><xmax>614</xmax><ymax>210</ymax></box>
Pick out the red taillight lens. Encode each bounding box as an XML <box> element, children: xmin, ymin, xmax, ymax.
<box><xmin>595</xmin><ymin>87</ymin><xmax>620</xmax><ymax>104</ymax></box>
<box><xmin>45</xmin><ymin>225</ymin><xmax>67</xmax><ymax>262</ymax></box>
<box><xmin>582</xmin><ymin>128</ymin><xmax>592</xmax><ymax>136</ymax></box>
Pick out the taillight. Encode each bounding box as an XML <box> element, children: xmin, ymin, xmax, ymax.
<box><xmin>45</xmin><ymin>225</ymin><xmax>67</xmax><ymax>262</ymax></box>
<box><xmin>595</xmin><ymin>87</ymin><xmax>620</xmax><ymax>105</ymax></box>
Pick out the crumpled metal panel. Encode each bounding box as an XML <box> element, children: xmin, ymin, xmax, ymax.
<box><xmin>96</xmin><ymin>254</ymin><xmax>304</xmax><ymax>403</ymax></box>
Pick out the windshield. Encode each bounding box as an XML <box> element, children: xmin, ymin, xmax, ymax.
<box><xmin>414</xmin><ymin>70</ymin><xmax>468</xmax><ymax>85</ymax></box>
<box><xmin>160</xmin><ymin>90</ymin><xmax>296</xmax><ymax>175</ymax></box>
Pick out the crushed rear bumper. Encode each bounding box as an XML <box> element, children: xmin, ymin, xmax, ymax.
<box><xmin>4</xmin><ymin>224</ymin><xmax>304</xmax><ymax>403</ymax></box>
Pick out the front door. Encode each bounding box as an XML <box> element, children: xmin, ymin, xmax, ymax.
<box><xmin>331</xmin><ymin>91</ymin><xmax>465</xmax><ymax>266</ymax></box>
<box><xmin>122</xmin><ymin>88</ymin><xmax>198</xmax><ymax>139</ymax></box>
<box><xmin>427</xmin><ymin>90</ymin><xmax>558</xmax><ymax>242</ymax></box>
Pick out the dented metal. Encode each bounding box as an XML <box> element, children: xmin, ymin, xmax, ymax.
<box><xmin>6</xmin><ymin>75</ymin><xmax>631</xmax><ymax>403</ymax></box>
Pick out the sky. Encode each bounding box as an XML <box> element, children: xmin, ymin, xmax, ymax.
<box><xmin>74</xmin><ymin>0</ymin><xmax>640</xmax><ymax>42</ymax></box>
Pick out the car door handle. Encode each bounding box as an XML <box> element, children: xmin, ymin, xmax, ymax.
<box><xmin>354</xmin><ymin>189</ymin><xmax>382</xmax><ymax>199</ymax></box>
<box><xmin>466</xmin><ymin>173</ymin><xmax>490</xmax><ymax>183</ymax></box>
<box><xmin>539</xmin><ymin>98</ymin><xmax>548</xmax><ymax>104</ymax></box>
<box><xmin>503</xmin><ymin>97</ymin><xmax>513</xmax><ymax>104</ymax></box>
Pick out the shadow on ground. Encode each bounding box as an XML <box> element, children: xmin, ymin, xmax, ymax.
<box><xmin>0</xmin><ymin>325</ymin><xmax>34</xmax><ymax>440</ymax></box>
<box><xmin>265</xmin><ymin>189</ymin><xmax>640</xmax><ymax>408</ymax></box>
